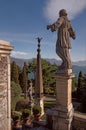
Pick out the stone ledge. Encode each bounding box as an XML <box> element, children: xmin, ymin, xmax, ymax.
<box><xmin>54</xmin><ymin>103</ymin><xmax>73</xmax><ymax>113</ymax></box>
<box><xmin>73</xmin><ymin>112</ymin><xmax>86</xmax><ymax>129</ymax></box>
<box><xmin>0</xmin><ymin>40</ymin><xmax>13</xmax><ymax>52</ymax></box>
<box><xmin>0</xmin><ymin>40</ymin><xmax>10</xmax><ymax>45</ymax></box>
<box><xmin>55</xmin><ymin>69</ymin><xmax>75</xmax><ymax>78</ymax></box>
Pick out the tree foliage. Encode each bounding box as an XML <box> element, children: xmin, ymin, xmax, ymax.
<box><xmin>76</xmin><ymin>72</ymin><xmax>86</xmax><ymax>113</ymax></box>
<box><xmin>77</xmin><ymin>71</ymin><xmax>84</xmax><ymax>102</ymax></box>
<box><xmin>72</xmin><ymin>77</ymin><xmax>77</xmax><ymax>92</ymax></box>
<box><xmin>28</xmin><ymin>59</ymin><xmax>58</xmax><ymax>94</ymax></box>
<box><xmin>11</xmin><ymin>81</ymin><xmax>22</xmax><ymax>110</ymax></box>
<box><xmin>11</xmin><ymin>61</ymin><xmax>19</xmax><ymax>84</ymax></box>
<box><xmin>19</xmin><ymin>62</ymin><xmax>30</xmax><ymax>98</ymax></box>
<box><xmin>81</xmin><ymin>74</ymin><xmax>86</xmax><ymax>112</ymax></box>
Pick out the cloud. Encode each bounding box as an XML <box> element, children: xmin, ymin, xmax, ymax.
<box><xmin>44</xmin><ymin>0</ymin><xmax>86</xmax><ymax>22</ymax></box>
<box><xmin>11</xmin><ymin>51</ymin><xmax>29</xmax><ymax>58</ymax></box>
<box><xmin>11</xmin><ymin>50</ymin><xmax>37</xmax><ymax>59</ymax></box>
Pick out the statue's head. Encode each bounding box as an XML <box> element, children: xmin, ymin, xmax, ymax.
<box><xmin>59</xmin><ymin>9</ymin><xmax>67</xmax><ymax>17</ymax></box>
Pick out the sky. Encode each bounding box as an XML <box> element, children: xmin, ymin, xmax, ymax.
<box><xmin>0</xmin><ymin>0</ymin><xmax>86</xmax><ymax>61</ymax></box>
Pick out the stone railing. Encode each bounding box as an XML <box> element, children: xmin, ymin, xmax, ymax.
<box><xmin>46</xmin><ymin>109</ymin><xmax>86</xmax><ymax>130</ymax></box>
<box><xmin>72</xmin><ymin>112</ymin><xmax>86</xmax><ymax>130</ymax></box>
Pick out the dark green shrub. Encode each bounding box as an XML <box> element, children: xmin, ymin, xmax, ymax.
<box><xmin>32</xmin><ymin>105</ymin><xmax>41</xmax><ymax>115</ymax></box>
<box><xmin>22</xmin><ymin>109</ymin><xmax>31</xmax><ymax>119</ymax></box>
<box><xmin>12</xmin><ymin>113</ymin><xmax>21</xmax><ymax>122</ymax></box>
<box><xmin>11</xmin><ymin>81</ymin><xmax>22</xmax><ymax>110</ymax></box>
<box><xmin>15</xmin><ymin>99</ymin><xmax>30</xmax><ymax>111</ymax></box>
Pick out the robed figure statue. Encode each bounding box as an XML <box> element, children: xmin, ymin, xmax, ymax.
<box><xmin>47</xmin><ymin>9</ymin><xmax>76</xmax><ymax>70</ymax></box>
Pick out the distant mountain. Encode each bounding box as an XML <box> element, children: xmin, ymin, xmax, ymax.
<box><xmin>11</xmin><ymin>57</ymin><xmax>33</xmax><ymax>68</ymax></box>
<box><xmin>11</xmin><ymin>57</ymin><xmax>86</xmax><ymax>76</ymax></box>
<box><xmin>72</xmin><ymin>61</ymin><xmax>86</xmax><ymax>66</ymax></box>
<box><xmin>45</xmin><ymin>58</ymin><xmax>86</xmax><ymax>67</ymax></box>
<box><xmin>45</xmin><ymin>58</ymin><xmax>61</xmax><ymax>65</ymax></box>
<box><xmin>45</xmin><ymin>58</ymin><xmax>86</xmax><ymax>77</ymax></box>
<box><xmin>72</xmin><ymin>65</ymin><xmax>86</xmax><ymax>77</ymax></box>
<box><xmin>11</xmin><ymin>57</ymin><xmax>86</xmax><ymax>66</ymax></box>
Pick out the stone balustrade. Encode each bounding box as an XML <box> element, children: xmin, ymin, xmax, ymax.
<box><xmin>72</xmin><ymin>113</ymin><xmax>86</xmax><ymax>130</ymax></box>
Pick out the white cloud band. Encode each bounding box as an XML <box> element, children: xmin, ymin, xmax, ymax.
<box><xmin>11</xmin><ymin>51</ymin><xmax>28</xmax><ymax>57</ymax></box>
<box><xmin>44</xmin><ymin>0</ymin><xmax>86</xmax><ymax>22</ymax></box>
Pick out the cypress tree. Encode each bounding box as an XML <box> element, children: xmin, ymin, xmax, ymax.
<box><xmin>20</xmin><ymin>62</ymin><xmax>29</xmax><ymax>99</ymax></box>
<box><xmin>77</xmin><ymin>71</ymin><xmax>83</xmax><ymax>102</ymax></box>
<box><xmin>11</xmin><ymin>61</ymin><xmax>19</xmax><ymax>84</ymax></box>
<box><xmin>81</xmin><ymin>74</ymin><xmax>86</xmax><ymax>112</ymax></box>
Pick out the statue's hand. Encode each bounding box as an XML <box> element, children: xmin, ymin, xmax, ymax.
<box><xmin>47</xmin><ymin>25</ymin><xmax>51</xmax><ymax>30</ymax></box>
<box><xmin>47</xmin><ymin>25</ymin><xmax>55</xmax><ymax>32</ymax></box>
<box><xmin>72</xmin><ymin>32</ymin><xmax>76</xmax><ymax>39</ymax></box>
<box><xmin>51</xmin><ymin>26</ymin><xmax>55</xmax><ymax>32</ymax></box>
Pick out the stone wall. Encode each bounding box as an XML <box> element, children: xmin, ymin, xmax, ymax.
<box><xmin>0</xmin><ymin>56</ymin><xmax>8</xmax><ymax>130</ymax></box>
<box><xmin>0</xmin><ymin>40</ymin><xmax>13</xmax><ymax>130</ymax></box>
<box><xmin>72</xmin><ymin>113</ymin><xmax>86</xmax><ymax>130</ymax></box>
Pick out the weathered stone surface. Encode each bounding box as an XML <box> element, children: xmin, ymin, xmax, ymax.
<box><xmin>0</xmin><ymin>56</ymin><xmax>8</xmax><ymax>130</ymax></box>
<box><xmin>55</xmin><ymin>72</ymin><xmax>74</xmax><ymax>108</ymax></box>
<box><xmin>0</xmin><ymin>40</ymin><xmax>13</xmax><ymax>130</ymax></box>
<box><xmin>46</xmin><ymin>71</ymin><xmax>74</xmax><ymax>130</ymax></box>
<box><xmin>72</xmin><ymin>113</ymin><xmax>86</xmax><ymax>130</ymax></box>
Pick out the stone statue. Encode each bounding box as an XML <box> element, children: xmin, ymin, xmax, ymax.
<box><xmin>47</xmin><ymin>9</ymin><xmax>76</xmax><ymax>70</ymax></box>
<box><xmin>28</xmin><ymin>82</ymin><xmax>33</xmax><ymax>101</ymax></box>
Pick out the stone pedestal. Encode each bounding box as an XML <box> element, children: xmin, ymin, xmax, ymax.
<box><xmin>35</xmin><ymin>97</ymin><xmax>44</xmax><ymax>116</ymax></box>
<box><xmin>52</xmin><ymin>106</ymin><xmax>73</xmax><ymax>130</ymax></box>
<box><xmin>0</xmin><ymin>40</ymin><xmax>13</xmax><ymax>130</ymax></box>
<box><xmin>55</xmin><ymin>70</ymin><xmax>74</xmax><ymax>110</ymax></box>
<box><xmin>46</xmin><ymin>69</ymin><xmax>74</xmax><ymax>130</ymax></box>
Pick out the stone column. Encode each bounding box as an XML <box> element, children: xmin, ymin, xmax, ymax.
<box><xmin>35</xmin><ymin>38</ymin><xmax>44</xmax><ymax>115</ymax></box>
<box><xmin>53</xmin><ymin>70</ymin><xmax>74</xmax><ymax>130</ymax></box>
<box><xmin>29</xmin><ymin>81</ymin><xmax>34</xmax><ymax>114</ymax></box>
<box><xmin>0</xmin><ymin>40</ymin><xmax>13</xmax><ymax>130</ymax></box>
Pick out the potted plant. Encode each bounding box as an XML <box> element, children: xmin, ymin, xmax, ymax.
<box><xmin>22</xmin><ymin>109</ymin><xmax>31</xmax><ymax>119</ymax></box>
<box><xmin>12</xmin><ymin>113</ymin><xmax>22</xmax><ymax>130</ymax></box>
<box><xmin>32</xmin><ymin>105</ymin><xmax>41</xmax><ymax>121</ymax></box>
<box><xmin>22</xmin><ymin>109</ymin><xmax>32</xmax><ymax>129</ymax></box>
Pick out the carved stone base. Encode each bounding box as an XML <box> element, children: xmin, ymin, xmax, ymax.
<box><xmin>46</xmin><ymin>69</ymin><xmax>74</xmax><ymax>130</ymax></box>
<box><xmin>46</xmin><ymin>106</ymin><xmax>74</xmax><ymax>130</ymax></box>
<box><xmin>56</xmin><ymin>69</ymin><xmax>74</xmax><ymax>77</ymax></box>
<box><xmin>35</xmin><ymin>97</ymin><xmax>44</xmax><ymax>116</ymax></box>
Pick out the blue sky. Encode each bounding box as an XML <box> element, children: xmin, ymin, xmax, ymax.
<box><xmin>0</xmin><ymin>0</ymin><xmax>86</xmax><ymax>61</ymax></box>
